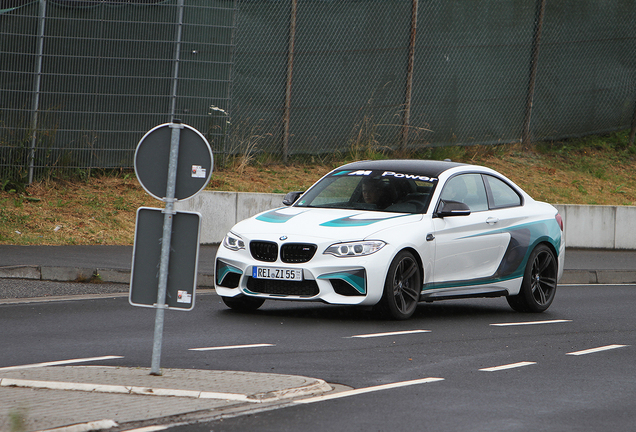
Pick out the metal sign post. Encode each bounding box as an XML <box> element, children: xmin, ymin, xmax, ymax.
<box><xmin>131</xmin><ymin>121</ymin><xmax>213</xmax><ymax>376</ymax></box>
<box><xmin>150</xmin><ymin>122</ymin><xmax>181</xmax><ymax>376</ymax></box>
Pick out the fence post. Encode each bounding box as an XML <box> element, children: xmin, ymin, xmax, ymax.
<box><xmin>222</xmin><ymin>0</ymin><xmax>240</xmax><ymax>161</ymax></box>
<box><xmin>522</xmin><ymin>0</ymin><xmax>547</xmax><ymax>147</ymax></box>
<box><xmin>629</xmin><ymin>97</ymin><xmax>636</xmax><ymax>147</ymax></box>
<box><xmin>169</xmin><ymin>0</ymin><xmax>185</xmax><ymax>121</ymax></box>
<box><xmin>400</xmin><ymin>0</ymin><xmax>419</xmax><ymax>153</ymax></box>
<box><xmin>28</xmin><ymin>0</ymin><xmax>47</xmax><ymax>184</ymax></box>
<box><xmin>282</xmin><ymin>0</ymin><xmax>298</xmax><ymax>163</ymax></box>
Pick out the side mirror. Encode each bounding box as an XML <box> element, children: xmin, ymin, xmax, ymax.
<box><xmin>283</xmin><ymin>191</ymin><xmax>304</xmax><ymax>206</ymax></box>
<box><xmin>436</xmin><ymin>200</ymin><xmax>471</xmax><ymax>217</ymax></box>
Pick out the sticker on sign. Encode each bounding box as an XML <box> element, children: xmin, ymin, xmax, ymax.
<box><xmin>191</xmin><ymin>165</ymin><xmax>206</xmax><ymax>178</ymax></box>
<box><xmin>177</xmin><ymin>290</ymin><xmax>192</xmax><ymax>303</ymax></box>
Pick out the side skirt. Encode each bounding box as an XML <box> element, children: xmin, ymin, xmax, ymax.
<box><xmin>420</xmin><ymin>277</ymin><xmax>522</xmax><ymax>303</ymax></box>
<box><xmin>421</xmin><ymin>288</ymin><xmax>508</xmax><ymax>303</ymax></box>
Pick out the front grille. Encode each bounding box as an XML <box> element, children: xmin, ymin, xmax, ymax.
<box><xmin>250</xmin><ymin>241</ymin><xmax>278</xmax><ymax>262</ymax></box>
<box><xmin>246</xmin><ymin>277</ymin><xmax>319</xmax><ymax>297</ymax></box>
<box><xmin>281</xmin><ymin>243</ymin><xmax>317</xmax><ymax>263</ymax></box>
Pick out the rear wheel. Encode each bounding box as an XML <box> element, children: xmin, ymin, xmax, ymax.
<box><xmin>507</xmin><ymin>244</ymin><xmax>557</xmax><ymax>313</ymax></box>
<box><xmin>222</xmin><ymin>295</ymin><xmax>265</xmax><ymax>311</ymax></box>
<box><xmin>378</xmin><ymin>250</ymin><xmax>421</xmax><ymax>320</ymax></box>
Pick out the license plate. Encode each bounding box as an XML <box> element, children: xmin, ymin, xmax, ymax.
<box><xmin>253</xmin><ymin>267</ymin><xmax>303</xmax><ymax>281</ymax></box>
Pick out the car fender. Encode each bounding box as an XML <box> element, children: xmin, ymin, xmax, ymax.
<box><xmin>365</xmin><ymin>215</ymin><xmax>434</xmax><ymax>287</ymax></box>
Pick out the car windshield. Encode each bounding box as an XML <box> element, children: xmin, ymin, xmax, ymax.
<box><xmin>295</xmin><ymin>169</ymin><xmax>438</xmax><ymax>213</ymax></box>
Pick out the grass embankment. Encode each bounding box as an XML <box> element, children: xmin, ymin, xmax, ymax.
<box><xmin>1</xmin><ymin>131</ymin><xmax>635</xmax><ymax>245</ymax></box>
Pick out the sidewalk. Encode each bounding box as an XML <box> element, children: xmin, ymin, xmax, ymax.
<box><xmin>0</xmin><ymin>365</ymin><xmax>336</xmax><ymax>432</ymax></box>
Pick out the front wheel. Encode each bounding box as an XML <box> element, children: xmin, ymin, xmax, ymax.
<box><xmin>222</xmin><ymin>295</ymin><xmax>265</xmax><ymax>311</ymax></box>
<box><xmin>507</xmin><ymin>244</ymin><xmax>557</xmax><ymax>313</ymax></box>
<box><xmin>378</xmin><ymin>250</ymin><xmax>421</xmax><ymax>320</ymax></box>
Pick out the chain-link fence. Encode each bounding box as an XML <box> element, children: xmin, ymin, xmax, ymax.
<box><xmin>232</xmin><ymin>0</ymin><xmax>636</xmax><ymax>160</ymax></box>
<box><xmin>2</xmin><ymin>0</ymin><xmax>636</xmax><ymax>182</ymax></box>
<box><xmin>1</xmin><ymin>0</ymin><xmax>237</xmax><ymax>183</ymax></box>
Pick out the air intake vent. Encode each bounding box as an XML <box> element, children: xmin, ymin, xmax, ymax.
<box><xmin>247</xmin><ymin>277</ymin><xmax>319</xmax><ymax>296</ymax></box>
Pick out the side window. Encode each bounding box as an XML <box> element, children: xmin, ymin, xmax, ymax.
<box><xmin>439</xmin><ymin>174</ymin><xmax>488</xmax><ymax>212</ymax></box>
<box><xmin>484</xmin><ymin>175</ymin><xmax>521</xmax><ymax>209</ymax></box>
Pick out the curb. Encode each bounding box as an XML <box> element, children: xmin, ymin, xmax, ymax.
<box><xmin>559</xmin><ymin>270</ymin><xmax>636</xmax><ymax>285</ymax></box>
<box><xmin>0</xmin><ymin>376</ymin><xmax>332</xmax><ymax>403</ymax></box>
<box><xmin>38</xmin><ymin>419</ymin><xmax>119</xmax><ymax>432</ymax></box>
<box><xmin>2</xmin><ymin>266</ymin><xmax>635</xmax><ymax>286</ymax></box>
<box><xmin>0</xmin><ymin>266</ymin><xmax>216</xmax><ymax>287</ymax></box>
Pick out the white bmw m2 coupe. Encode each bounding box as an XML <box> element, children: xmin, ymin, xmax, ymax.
<box><xmin>215</xmin><ymin>159</ymin><xmax>564</xmax><ymax>320</ymax></box>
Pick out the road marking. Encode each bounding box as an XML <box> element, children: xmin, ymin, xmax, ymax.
<box><xmin>566</xmin><ymin>344</ymin><xmax>628</xmax><ymax>356</ymax></box>
<box><xmin>490</xmin><ymin>319</ymin><xmax>572</xmax><ymax>327</ymax></box>
<box><xmin>479</xmin><ymin>361</ymin><xmax>536</xmax><ymax>372</ymax></box>
<box><xmin>189</xmin><ymin>344</ymin><xmax>275</xmax><ymax>351</ymax></box>
<box><xmin>349</xmin><ymin>330</ymin><xmax>431</xmax><ymax>338</ymax></box>
<box><xmin>0</xmin><ymin>356</ymin><xmax>124</xmax><ymax>372</ymax></box>
<box><xmin>294</xmin><ymin>377</ymin><xmax>444</xmax><ymax>404</ymax></box>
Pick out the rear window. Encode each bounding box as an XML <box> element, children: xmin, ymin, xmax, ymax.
<box><xmin>484</xmin><ymin>175</ymin><xmax>522</xmax><ymax>208</ymax></box>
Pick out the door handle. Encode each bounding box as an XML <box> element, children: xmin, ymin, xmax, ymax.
<box><xmin>486</xmin><ymin>217</ymin><xmax>499</xmax><ymax>225</ymax></box>
<box><xmin>426</xmin><ymin>233</ymin><xmax>435</xmax><ymax>242</ymax></box>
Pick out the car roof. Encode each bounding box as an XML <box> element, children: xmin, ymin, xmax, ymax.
<box><xmin>337</xmin><ymin>159</ymin><xmax>466</xmax><ymax>179</ymax></box>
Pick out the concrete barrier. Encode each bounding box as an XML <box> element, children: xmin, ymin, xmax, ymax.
<box><xmin>176</xmin><ymin>191</ymin><xmax>636</xmax><ymax>250</ymax></box>
<box><xmin>554</xmin><ymin>204</ymin><xmax>636</xmax><ymax>250</ymax></box>
<box><xmin>175</xmin><ymin>191</ymin><xmax>283</xmax><ymax>245</ymax></box>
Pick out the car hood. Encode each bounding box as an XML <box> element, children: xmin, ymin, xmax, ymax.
<box><xmin>232</xmin><ymin>206</ymin><xmax>423</xmax><ymax>242</ymax></box>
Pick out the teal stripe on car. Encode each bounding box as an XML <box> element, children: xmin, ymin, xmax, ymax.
<box><xmin>256</xmin><ymin>209</ymin><xmax>306</xmax><ymax>223</ymax></box>
<box><xmin>424</xmin><ymin>218</ymin><xmax>562</xmax><ymax>291</ymax></box>
<box><xmin>321</xmin><ymin>214</ymin><xmax>409</xmax><ymax>227</ymax></box>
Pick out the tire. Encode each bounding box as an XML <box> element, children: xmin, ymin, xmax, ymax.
<box><xmin>378</xmin><ymin>250</ymin><xmax>421</xmax><ymax>320</ymax></box>
<box><xmin>221</xmin><ymin>295</ymin><xmax>265</xmax><ymax>311</ymax></box>
<box><xmin>507</xmin><ymin>244</ymin><xmax>557</xmax><ymax>313</ymax></box>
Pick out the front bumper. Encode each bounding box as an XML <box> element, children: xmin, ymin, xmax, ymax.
<box><xmin>214</xmin><ymin>244</ymin><xmax>394</xmax><ymax>306</ymax></box>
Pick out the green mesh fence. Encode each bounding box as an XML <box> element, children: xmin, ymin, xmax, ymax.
<box><xmin>1</xmin><ymin>0</ymin><xmax>636</xmax><ymax>181</ymax></box>
<box><xmin>230</xmin><ymin>0</ymin><xmax>636</xmax><ymax>158</ymax></box>
<box><xmin>1</xmin><ymin>0</ymin><xmax>237</xmax><ymax>181</ymax></box>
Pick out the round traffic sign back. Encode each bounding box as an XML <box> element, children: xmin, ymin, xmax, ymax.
<box><xmin>134</xmin><ymin>123</ymin><xmax>213</xmax><ymax>201</ymax></box>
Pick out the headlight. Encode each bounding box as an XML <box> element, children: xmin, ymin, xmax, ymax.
<box><xmin>223</xmin><ymin>232</ymin><xmax>245</xmax><ymax>251</ymax></box>
<box><xmin>324</xmin><ymin>241</ymin><xmax>386</xmax><ymax>257</ymax></box>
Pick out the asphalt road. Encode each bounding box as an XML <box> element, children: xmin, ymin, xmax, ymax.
<box><xmin>1</xmin><ymin>282</ymin><xmax>634</xmax><ymax>431</ymax></box>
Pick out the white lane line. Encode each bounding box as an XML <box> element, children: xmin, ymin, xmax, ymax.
<box><xmin>490</xmin><ymin>319</ymin><xmax>572</xmax><ymax>327</ymax></box>
<box><xmin>349</xmin><ymin>330</ymin><xmax>431</xmax><ymax>339</ymax></box>
<box><xmin>479</xmin><ymin>361</ymin><xmax>536</xmax><ymax>372</ymax></box>
<box><xmin>294</xmin><ymin>377</ymin><xmax>444</xmax><ymax>404</ymax></box>
<box><xmin>566</xmin><ymin>344</ymin><xmax>629</xmax><ymax>356</ymax></box>
<box><xmin>0</xmin><ymin>356</ymin><xmax>124</xmax><ymax>372</ymax></box>
<box><xmin>189</xmin><ymin>344</ymin><xmax>275</xmax><ymax>351</ymax></box>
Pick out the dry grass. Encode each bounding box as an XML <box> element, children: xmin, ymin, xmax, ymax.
<box><xmin>0</xmin><ymin>177</ymin><xmax>156</xmax><ymax>245</ymax></box>
<box><xmin>1</xmin><ymin>134</ymin><xmax>635</xmax><ymax>246</ymax></box>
